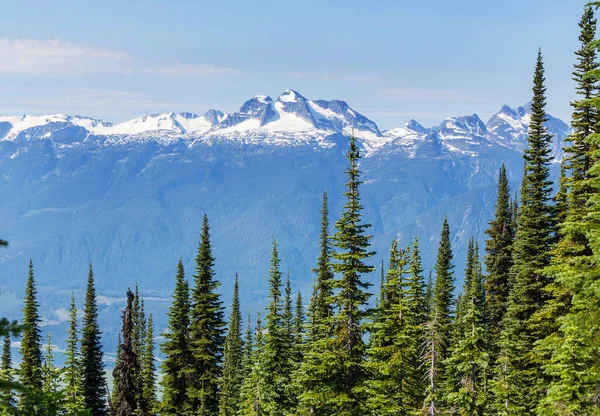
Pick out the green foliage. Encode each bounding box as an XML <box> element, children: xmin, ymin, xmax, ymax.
<box><xmin>484</xmin><ymin>164</ymin><xmax>515</xmax><ymax>342</ymax></box>
<box><xmin>329</xmin><ymin>136</ymin><xmax>375</xmax><ymax>415</ymax></box>
<box><xmin>493</xmin><ymin>50</ymin><xmax>555</xmax><ymax>415</ymax></box>
<box><xmin>80</xmin><ymin>263</ymin><xmax>108</xmax><ymax>416</ymax></box>
<box><xmin>219</xmin><ymin>275</ymin><xmax>244</xmax><ymax>416</ymax></box>
<box><xmin>160</xmin><ymin>259</ymin><xmax>191</xmax><ymax>415</ymax></box>
<box><xmin>188</xmin><ymin>215</ymin><xmax>226</xmax><ymax>415</ymax></box>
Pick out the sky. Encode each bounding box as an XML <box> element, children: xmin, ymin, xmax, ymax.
<box><xmin>0</xmin><ymin>0</ymin><xmax>589</xmax><ymax>129</ymax></box>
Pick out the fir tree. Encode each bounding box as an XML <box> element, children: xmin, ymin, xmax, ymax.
<box><xmin>65</xmin><ymin>293</ymin><xmax>85</xmax><ymax>413</ymax></box>
<box><xmin>365</xmin><ymin>241</ymin><xmax>420</xmax><ymax>415</ymax></box>
<box><xmin>160</xmin><ymin>259</ymin><xmax>191</xmax><ymax>415</ymax></box>
<box><xmin>492</xmin><ymin>50</ymin><xmax>555</xmax><ymax>415</ymax></box>
<box><xmin>41</xmin><ymin>334</ymin><xmax>65</xmax><ymax>415</ymax></box>
<box><xmin>238</xmin><ymin>314</ymin><xmax>254</xmax><ymax>411</ymax></box>
<box><xmin>294</xmin><ymin>195</ymin><xmax>337</xmax><ymax>415</ymax></box>
<box><xmin>219</xmin><ymin>274</ymin><xmax>244</xmax><ymax>416</ymax></box>
<box><xmin>260</xmin><ymin>240</ymin><xmax>293</xmax><ymax>415</ymax></box>
<box><xmin>537</xmin><ymin>6</ymin><xmax>600</xmax><ymax>413</ymax></box>
<box><xmin>484</xmin><ymin>164</ymin><xmax>515</xmax><ymax>342</ymax></box>
<box><xmin>293</xmin><ymin>291</ymin><xmax>305</xmax><ymax>362</ymax></box>
<box><xmin>0</xmin><ymin>335</ymin><xmax>14</xmax><ymax>408</ymax></box>
<box><xmin>81</xmin><ymin>262</ymin><xmax>108</xmax><ymax>416</ymax></box>
<box><xmin>114</xmin><ymin>289</ymin><xmax>139</xmax><ymax>416</ymax></box>
<box><xmin>142</xmin><ymin>314</ymin><xmax>156</xmax><ymax>415</ymax></box>
<box><xmin>113</xmin><ymin>333</ymin><xmax>122</xmax><ymax>412</ymax></box>
<box><xmin>20</xmin><ymin>260</ymin><xmax>43</xmax><ymax>405</ymax></box>
<box><xmin>188</xmin><ymin>214</ymin><xmax>226</xmax><ymax>415</ymax></box>
<box><xmin>238</xmin><ymin>313</ymin><xmax>266</xmax><ymax>416</ymax></box>
<box><xmin>329</xmin><ymin>136</ymin><xmax>375</xmax><ymax>414</ymax></box>
<box><xmin>432</xmin><ymin>217</ymin><xmax>455</xmax><ymax>364</ymax></box>
<box><xmin>445</xmin><ymin>244</ymin><xmax>490</xmax><ymax>415</ymax></box>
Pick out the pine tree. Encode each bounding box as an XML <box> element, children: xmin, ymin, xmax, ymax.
<box><xmin>65</xmin><ymin>293</ymin><xmax>85</xmax><ymax>413</ymax></box>
<box><xmin>238</xmin><ymin>314</ymin><xmax>254</xmax><ymax>411</ymax></box>
<box><xmin>492</xmin><ymin>50</ymin><xmax>555</xmax><ymax>415</ymax></box>
<box><xmin>132</xmin><ymin>285</ymin><xmax>147</xmax><ymax>415</ymax></box>
<box><xmin>238</xmin><ymin>313</ymin><xmax>266</xmax><ymax>416</ymax></box>
<box><xmin>445</xmin><ymin>243</ymin><xmax>490</xmax><ymax>415</ymax></box>
<box><xmin>294</xmin><ymin>193</ymin><xmax>337</xmax><ymax>415</ymax></box>
<box><xmin>188</xmin><ymin>214</ymin><xmax>226</xmax><ymax>415</ymax></box>
<box><xmin>365</xmin><ymin>241</ymin><xmax>420</xmax><ymax>415</ymax></box>
<box><xmin>432</xmin><ymin>217</ymin><xmax>455</xmax><ymax>363</ymax></box>
<box><xmin>219</xmin><ymin>274</ymin><xmax>244</xmax><ymax>416</ymax></box>
<box><xmin>40</xmin><ymin>334</ymin><xmax>66</xmax><ymax>415</ymax></box>
<box><xmin>260</xmin><ymin>240</ymin><xmax>293</xmax><ymax>415</ymax></box>
<box><xmin>293</xmin><ymin>291</ymin><xmax>305</xmax><ymax>362</ymax></box>
<box><xmin>160</xmin><ymin>259</ymin><xmax>191</xmax><ymax>415</ymax></box>
<box><xmin>329</xmin><ymin>136</ymin><xmax>375</xmax><ymax>414</ymax></box>
<box><xmin>484</xmin><ymin>164</ymin><xmax>515</xmax><ymax>344</ymax></box>
<box><xmin>113</xmin><ymin>333</ymin><xmax>122</xmax><ymax>412</ymax></box>
<box><xmin>0</xmin><ymin>335</ymin><xmax>15</xmax><ymax>408</ymax></box>
<box><xmin>537</xmin><ymin>6</ymin><xmax>600</xmax><ymax>413</ymax></box>
<box><xmin>81</xmin><ymin>262</ymin><xmax>108</xmax><ymax>416</ymax></box>
<box><xmin>115</xmin><ymin>289</ymin><xmax>139</xmax><ymax>416</ymax></box>
<box><xmin>142</xmin><ymin>314</ymin><xmax>156</xmax><ymax>415</ymax></box>
<box><xmin>20</xmin><ymin>259</ymin><xmax>43</xmax><ymax>406</ymax></box>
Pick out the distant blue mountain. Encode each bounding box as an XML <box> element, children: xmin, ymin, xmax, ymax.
<box><xmin>0</xmin><ymin>92</ymin><xmax>569</xmax><ymax>353</ymax></box>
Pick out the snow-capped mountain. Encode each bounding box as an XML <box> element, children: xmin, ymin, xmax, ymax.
<box><xmin>0</xmin><ymin>91</ymin><xmax>569</xmax><ymax>352</ymax></box>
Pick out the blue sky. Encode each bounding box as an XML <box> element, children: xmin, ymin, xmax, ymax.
<box><xmin>0</xmin><ymin>0</ymin><xmax>588</xmax><ymax>128</ymax></box>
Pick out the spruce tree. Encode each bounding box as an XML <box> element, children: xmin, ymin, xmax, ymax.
<box><xmin>492</xmin><ymin>50</ymin><xmax>555</xmax><ymax>415</ymax></box>
<box><xmin>0</xmin><ymin>335</ymin><xmax>14</xmax><ymax>408</ymax></box>
<box><xmin>219</xmin><ymin>274</ymin><xmax>244</xmax><ymax>416</ymax></box>
<box><xmin>421</xmin><ymin>308</ymin><xmax>444</xmax><ymax>416</ymax></box>
<box><xmin>142</xmin><ymin>314</ymin><xmax>156</xmax><ymax>415</ymax></box>
<box><xmin>537</xmin><ymin>6</ymin><xmax>600</xmax><ymax>413</ymax></box>
<box><xmin>238</xmin><ymin>313</ymin><xmax>266</xmax><ymax>416</ymax></box>
<box><xmin>238</xmin><ymin>314</ymin><xmax>254</xmax><ymax>411</ymax></box>
<box><xmin>294</xmin><ymin>193</ymin><xmax>337</xmax><ymax>414</ymax></box>
<box><xmin>432</xmin><ymin>217</ymin><xmax>455</xmax><ymax>361</ymax></box>
<box><xmin>113</xmin><ymin>333</ymin><xmax>122</xmax><ymax>412</ymax></box>
<box><xmin>260</xmin><ymin>240</ymin><xmax>293</xmax><ymax>415</ymax></box>
<box><xmin>365</xmin><ymin>241</ymin><xmax>420</xmax><ymax>415</ymax></box>
<box><xmin>114</xmin><ymin>289</ymin><xmax>139</xmax><ymax>416</ymax></box>
<box><xmin>329</xmin><ymin>136</ymin><xmax>375</xmax><ymax>414</ymax></box>
<box><xmin>484</xmin><ymin>164</ymin><xmax>515</xmax><ymax>342</ymax></box>
<box><xmin>293</xmin><ymin>291</ymin><xmax>305</xmax><ymax>363</ymax></box>
<box><xmin>65</xmin><ymin>293</ymin><xmax>85</xmax><ymax>413</ymax></box>
<box><xmin>81</xmin><ymin>262</ymin><xmax>108</xmax><ymax>416</ymax></box>
<box><xmin>160</xmin><ymin>259</ymin><xmax>191</xmax><ymax>415</ymax></box>
<box><xmin>188</xmin><ymin>214</ymin><xmax>226</xmax><ymax>415</ymax></box>
<box><xmin>20</xmin><ymin>259</ymin><xmax>43</xmax><ymax>407</ymax></box>
<box><xmin>445</xmin><ymin>244</ymin><xmax>490</xmax><ymax>415</ymax></box>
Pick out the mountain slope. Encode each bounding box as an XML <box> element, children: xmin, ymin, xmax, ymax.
<box><xmin>0</xmin><ymin>92</ymin><xmax>567</xmax><ymax>352</ymax></box>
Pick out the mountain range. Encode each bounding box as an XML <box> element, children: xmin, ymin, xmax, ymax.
<box><xmin>0</xmin><ymin>89</ymin><xmax>569</xmax><ymax>353</ymax></box>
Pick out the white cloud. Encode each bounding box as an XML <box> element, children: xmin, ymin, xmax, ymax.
<box><xmin>0</xmin><ymin>38</ymin><xmax>241</xmax><ymax>78</ymax></box>
<box><xmin>0</xmin><ymin>38</ymin><xmax>130</xmax><ymax>75</ymax></box>
<box><xmin>290</xmin><ymin>72</ymin><xmax>381</xmax><ymax>82</ymax></box>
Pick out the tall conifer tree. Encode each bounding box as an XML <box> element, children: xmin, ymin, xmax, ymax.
<box><xmin>0</xmin><ymin>335</ymin><xmax>14</xmax><ymax>408</ymax></box>
<box><xmin>188</xmin><ymin>215</ymin><xmax>226</xmax><ymax>415</ymax></box>
<box><xmin>81</xmin><ymin>262</ymin><xmax>108</xmax><ymax>416</ymax></box>
<box><xmin>114</xmin><ymin>289</ymin><xmax>139</xmax><ymax>416</ymax></box>
<box><xmin>219</xmin><ymin>274</ymin><xmax>244</xmax><ymax>416</ymax></box>
<box><xmin>20</xmin><ymin>260</ymin><xmax>43</xmax><ymax>394</ymax></box>
<box><xmin>329</xmin><ymin>136</ymin><xmax>375</xmax><ymax>414</ymax></box>
<box><xmin>65</xmin><ymin>293</ymin><xmax>85</xmax><ymax>413</ymax></box>
<box><xmin>537</xmin><ymin>6</ymin><xmax>600</xmax><ymax>413</ymax></box>
<box><xmin>484</xmin><ymin>164</ymin><xmax>515</xmax><ymax>343</ymax></box>
<box><xmin>492</xmin><ymin>50</ymin><xmax>555</xmax><ymax>415</ymax></box>
<box><xmin>160</xmin><ymin>259</ymin><xmax>191</xmax><ymax>415</ymax></box>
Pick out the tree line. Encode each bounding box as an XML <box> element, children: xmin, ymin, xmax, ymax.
<box><xmin>3</xmin><ymin>3</ymin><xmax>600</xmax><ymax>415</ymax></box>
